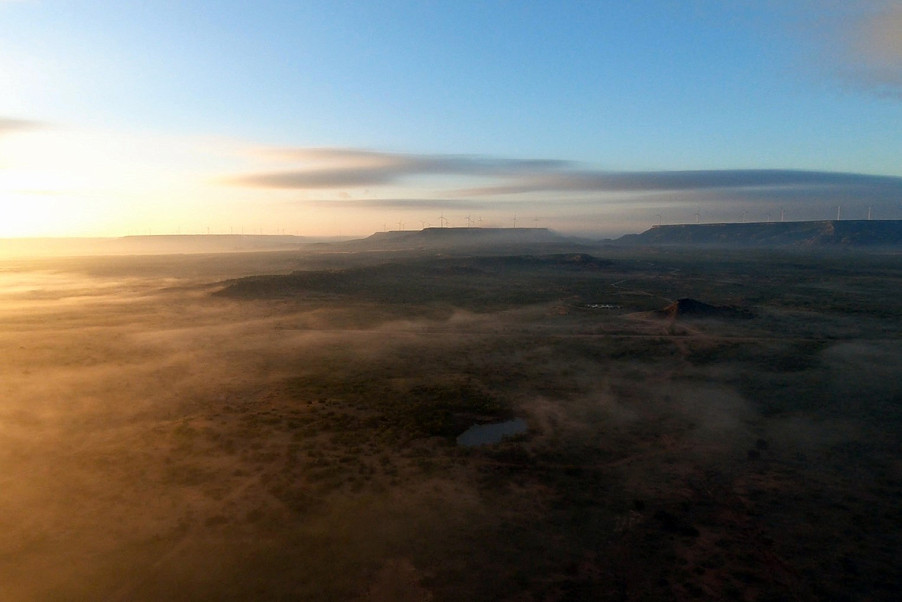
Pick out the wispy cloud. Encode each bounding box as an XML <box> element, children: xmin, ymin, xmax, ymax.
<box><xmin>456</xmin><ymin>168</ymin><xmax>902</xmax><ymax>196</ymax></box>
<box><xmin>219</xmin><ymin>145</ymin><xmax>902</xmax><ymax>235</ymax></box>
<box><xmin>232</xmin><ymin>167</ymin><xmax>396</xmax><ymax>188</ymax></box>
<box><xmin>0</xmin><ymin>117</ymin><xmax>42</xmax><ymax>136</ymax></box>
<box><xmin>842</xmin><ymin>3</ymin><xmax>902</xmax><ymax>95</ymax></box>
<box><xmin>226</xmin><ymin>148</ymin><xmax>570</xmax><ymax>189</ymax></box>
<box><xmin>304</xmin><ymin>198</ymin><xmax>488</xmax><ymax>210</ymax></box>
<box><xmin>807</xmin><ymin>1</ymin><xmax>902</xmax><ymax>97</ymax></box>
<box><xmin>228</xmin><ymin>146</ymin><xmax>902</xmax><ymax>200</ymax></box>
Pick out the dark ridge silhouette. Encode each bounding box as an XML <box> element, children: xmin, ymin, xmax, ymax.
<box><xmin>335</xmin><ymin>227</ymin><xmax>576</xmax><ymax>253</ymax></box>
<box><xmin>370</xmin><ymin>226</ymin><xmax>561</xmax><ymax>241</ymax></box>
<box><xmin>658</xmin><ymin>298</ymin><xmax>753</xmax><ymax>320</ymax></box>
<box><xmin>213</xmin><ymin>253</ymin><xmax>613</xmax><ymax>308</ymax></box>
<box><xmin>617</xmin><ymin>220</ymin><xmax>902</xmax><ymax>248</ymax></box>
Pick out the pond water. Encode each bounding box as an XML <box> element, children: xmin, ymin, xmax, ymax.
<box><xmin>456</xmin><ymin>418</ymin><xmax>528</xmax><ymax>447</ymax></box>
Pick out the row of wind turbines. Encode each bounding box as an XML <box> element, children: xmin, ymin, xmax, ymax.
<box><xmin>655</xmin><ymin>205</ymin><xmax>876</xmax><ymax>227</ymax></box>
<box><xmin>384</xmin><ymin>214</ymin><xmax>542</xmax><ymax>232</ymax></box>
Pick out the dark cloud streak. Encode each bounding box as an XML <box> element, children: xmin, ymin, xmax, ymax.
<box><xmin>228</xmin><ymin>147</ymin><xmax>902</xmax><ymax>200</ymax></box>
<box><xmin>227</xmin><ymin>148</ymin><xmax>571</xmax><ymax>189</ymax></box>
<box><xmin>228</xmin><ymin>146</ymin><xmax>902</xmax><ymax>223</ymax></box>
<box><xmin>235</xmin><ymin>167</ymin><xmax>397</xmax><ymax>188</ymax></box>
<box><xmin>458</xmin><ymin>169</ymin><xmax>902</xmax><ymax>196</ymax></box>
<box><xmin>305</xmin><ymin>198</ymin><xmax>488</xmax><ymax>210</ymax></box>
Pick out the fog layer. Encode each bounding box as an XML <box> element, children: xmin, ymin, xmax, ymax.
<box><xmin>1</xmin><ymin>248</ymin><xmax>900</xmax><ymax>600</ymax></box>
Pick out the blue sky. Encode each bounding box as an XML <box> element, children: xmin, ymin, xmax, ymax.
<box><xmin>1</xmin><ymin>0</ymin><xmax>901</xmax><ymax>238</ymax></box>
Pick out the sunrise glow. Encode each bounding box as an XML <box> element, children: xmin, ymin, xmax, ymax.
<box><xmin>1</xmin><ymin>1</ymin><xmax>900</xmax><ymax>240</ymax></box>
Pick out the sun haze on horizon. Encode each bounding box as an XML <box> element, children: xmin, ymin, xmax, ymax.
<box><xmin>1</xmin><ymin>1</ymin><xmax>901</xmax><ymax>240</ymax></box>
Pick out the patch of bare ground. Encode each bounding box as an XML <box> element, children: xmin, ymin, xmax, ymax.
<box><xmin>361</xmin><ymin>558</ymin><xmax>433</xmax><ymax>602</ymax></box>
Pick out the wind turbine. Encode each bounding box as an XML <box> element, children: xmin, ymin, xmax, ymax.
<box><xmin>465</xmin><ymin>215</ymin><xmax>472</xmax><ymax>228</ymax></box>
<box><xmin>837</xmin><ymin>205</ymin><xmax>842</xmax><ymax>220</ymax></box>
<box><xmin>655</xmin><ymin>213</ymin><xmax>662</xmax><ymax>227</ymax></box>
<box><xmin>694</xmin><ymin>209</ymin><xmax>701</xmax><ymax>224</ymax></box>
<box><xmin>513</xmin><ymin>214</ymin><xmax>518</xmax><ymax>229</ymax></box>
<box><xmin>868</xmin><ymin>206</ymin><xmax>873</xmax><ymax>220</ymax></box>
<box><xmin>438</xmin><ymin>213</ymin><xmax>447</xmax><ymax>228</ymax></box>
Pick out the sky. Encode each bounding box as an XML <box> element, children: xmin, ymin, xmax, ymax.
<box><xmin>1</xmin><ymin>0</ymin><xmax>901</xmax><ymax>239</ymax></box>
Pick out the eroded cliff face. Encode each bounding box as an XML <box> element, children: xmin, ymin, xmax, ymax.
<box><xmin>619</xmin><ymin>220</ymin><xmax>902</xmax><ymax>248</ymax></box>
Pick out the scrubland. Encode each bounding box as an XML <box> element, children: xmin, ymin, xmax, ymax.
<box><xmin>1</xmin><ymin>247</ymin><xmax>900</xmax><ymax>600</ymax></box>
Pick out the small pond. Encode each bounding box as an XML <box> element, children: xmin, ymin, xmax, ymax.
<box><xmin>456</xmin><ymin>418</ymin><xmax>528</xmax><ymax>447</ymax></box>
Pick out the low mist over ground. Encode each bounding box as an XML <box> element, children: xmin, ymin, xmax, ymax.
<box><xmin>0</xmin><ymin>234</ymin><xmax>344</xmax><ymax>258</ymax></box>
<box><xmin>1</xmin><ymin>241</ymin><xmax>901</xmax><ymax>600</ymax></box>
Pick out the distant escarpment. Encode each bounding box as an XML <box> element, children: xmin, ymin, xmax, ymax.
<box><xmin>618</xmin><ymin>220</ymin><xmax>902</xmax><ymax>248</ymax></box>
<box><xmin>657</xmin><ymin>298</ymin><xmax>753</xmax><ymax>320</ymax></box>
<box><xmin>335</xmin><ymin>227</ymin><xmax>579</xmax><ymax>253</ymax></box>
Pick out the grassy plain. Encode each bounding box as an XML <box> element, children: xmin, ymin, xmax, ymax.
<box><xmin>1</xmin><ymin>245</ymin><xmax>900</xmax><ymax>600</ymax></box>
